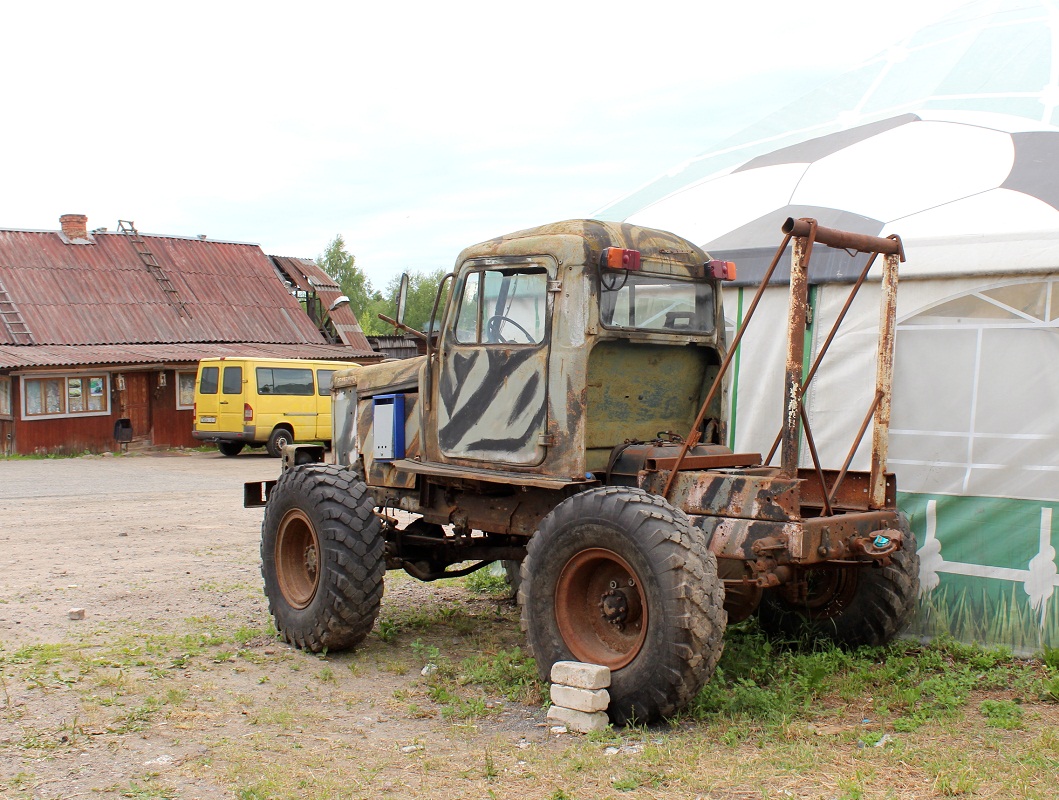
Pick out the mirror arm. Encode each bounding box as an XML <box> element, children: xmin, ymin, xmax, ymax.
<box><xmin>377</xmin><ymin>313</ymin><xmax>428</xmax><ymax>341</ymax></box>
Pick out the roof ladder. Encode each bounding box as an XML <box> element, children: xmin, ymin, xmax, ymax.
<box><xmin>0</xmin><ymin>275</ymin><xmax>34</xmax><ymax>344</ymax></box>
<box><xmin>117</xmin><ymin>220</ymin><xmax>192</xmax><ymax>318</ymax></box>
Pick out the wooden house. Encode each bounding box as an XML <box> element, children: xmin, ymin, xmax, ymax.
<box><xmin>0</xmin><ymin>215</ymin><xmax>379</xmax><ymax>455</ymax></box>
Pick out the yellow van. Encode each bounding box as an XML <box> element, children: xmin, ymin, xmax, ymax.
<box><xmin>192</xmin><ymin>357</ymin><xmax>358</xmax><ymax>457</ymax></box>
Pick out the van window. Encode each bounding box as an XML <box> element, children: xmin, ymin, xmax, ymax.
<box><xmin>317</xmin><ymin>369</ymin><xmax>336</xmax><ymax>396</ymax></box>
<box><xmin>199</xmin><ymin>366</ymin><xmax>219</xmax><ymax>395</ymax></box>
<box><xmin>256</xmin><ymin>367</ymin><xmax>314</xmax><ymax>396</ymax></box>
<box><xmin>222</xmin><ymin>366</ymin><xmax>243</xmax><ymax>394</ymax></box>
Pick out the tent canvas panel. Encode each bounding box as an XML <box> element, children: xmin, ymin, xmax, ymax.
<box><xmin>726</xmin><ymin>266</ymin><xmax>1059</xmax><ymax>652</ymax></box>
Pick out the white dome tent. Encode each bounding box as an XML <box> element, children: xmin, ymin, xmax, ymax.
<box><xmin>597</xmin><ymin>0</ymin><xmax>1059</xmax><ymax>652</ymax></box>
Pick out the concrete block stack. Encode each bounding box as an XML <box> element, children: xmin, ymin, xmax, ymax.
<box><xmin>546</xmin><ymin>660</ymin><xmax>611</xmax><ymax>733</ymax></box>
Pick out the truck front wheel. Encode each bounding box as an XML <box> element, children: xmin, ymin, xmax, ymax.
<box><xmin>261</xmin><ymin>465</ymin><xmax>384</xmax><ymax>652</ymax></box>
<box><xmin>757</xmin><ymin>527</ymin><xmax>920</xmax><ymax>647</ymax></box>
<box><xmin>520</xmin><ymin>487</ymin><xmax>726</xmax><ymax>725</ymax></box>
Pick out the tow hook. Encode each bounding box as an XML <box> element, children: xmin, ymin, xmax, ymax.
<box><xmin>851</xmin><ymin>528</ymin><xmax>902</xmax><ymax>559</ymax></box>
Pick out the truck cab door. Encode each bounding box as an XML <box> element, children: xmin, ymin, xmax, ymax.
<box><xmin>431</xmin><ymin>257</ymin><xmax>554</xmax><ymax>466</ymax></box>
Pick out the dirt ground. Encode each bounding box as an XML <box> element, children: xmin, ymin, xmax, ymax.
<box><xmin>0</xmin><ymin>451</ymin><xmax>554</xmax><ymax>800</ymax></box>
<box><xmin>0</xmin><ymin>452</ymin><xmax>279</xmax><ymax>646</ymax></box>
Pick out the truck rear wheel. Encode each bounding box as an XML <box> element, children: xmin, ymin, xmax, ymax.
<box><xmin>218</xmin><ymin>441</ymin><xmax>244</xmax><ymax>457</ymax></box>
<box><xmin>757</xmin><ymin>527</ymin><xmax>920</xmax><ymax>647</ymax></box>
<box><xmin>261</xmin><ymin>464</ymin><xmax>384</xmax><ymax>652</ymax></box>
<box><xmin>520</xmin><ymin>487</ymin><xmax>726</xmax><ymax>725</ymax></box>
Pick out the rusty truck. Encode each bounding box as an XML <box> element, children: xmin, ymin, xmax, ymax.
<box><xmin>245</xmin><ymin>218</ymin><xmax>919</xmax><ymax>724</ymax></box>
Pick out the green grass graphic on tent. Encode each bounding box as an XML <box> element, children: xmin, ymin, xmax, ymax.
<box><xmin>900</xmin><ymin>492</ymin><xmax>1058</xmax><ymax>653</ymax></box>
<box><xmin>909</xmin><ymin>576</ymin><xmax>1059</xmax><ymax>654</ymax></box>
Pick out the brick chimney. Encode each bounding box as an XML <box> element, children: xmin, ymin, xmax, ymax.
<box><xmin>59</xmin><ymin>214</ymin><xmax>89</xmax><ymax>241</ymax></box>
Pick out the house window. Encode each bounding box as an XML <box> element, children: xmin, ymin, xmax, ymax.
<box><xmin>23</xmin><ymin>374</ymin><xmax>109</xmax><ymax>419</ymax></box>
<box><xmin>0</xmin><ymin>376</ymin><xmax>11</xmax><ymax>418</ymax></box>
<box><xmin>176</xmin><ymin>371</ymin><xmax>196</xmax><ymax>410</ymax></box>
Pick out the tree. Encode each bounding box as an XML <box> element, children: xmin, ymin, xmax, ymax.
<box><xmin>380</xmin><ymin>269</ymin><xmax>446</xmax><ymax>334</ymax></box>
<box><xmin>316</xmin><ymin>235</ymin><xmax>386</xmax><ymax>335</ymax></box>
<box><xmin>316</xmin><ymin>236</ymin><xmax>445</xmax><ymax>337</ymax></box>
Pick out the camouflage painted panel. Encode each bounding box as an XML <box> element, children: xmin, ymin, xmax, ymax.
<box><xmin>437</xmin><ymin>346</ymin><xmax>548</xmax><ymax>466</ymax></box>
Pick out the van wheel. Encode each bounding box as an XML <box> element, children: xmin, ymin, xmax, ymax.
<box><xmin>261</xmin><ymin>464</ymin><xmax>385</xmax><ymax>652</ymax></box>
<box><xmin>266</xmin><ymin>427</ymin><xmax>294</xmax><ymax>458</ymax></box>
<box><xmin>218</xmin><ymin>442</ymin><xmax>244</xmax><ymax>457</ymax></box>
<box><xmin>520</xmin><ymin>487</ymin><xmax>726</xmax><ymax>725</ymax></box>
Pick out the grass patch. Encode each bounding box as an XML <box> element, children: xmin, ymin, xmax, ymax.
<box><xmin>457</xmin><ymin>646</ymin><xmax>542</xmax><ymax>704</ymax></box>
<box><xmin>464</xmin><ymin>563</ymin><xmax>513</xmax><ymax>597</ymax></box>
<box><xmin>979</xmin><ymin>698</ymin><xmax>1024</xmax><ymax>729</ymax></box>
<box><xmin>687</xmin><ymin>622</ymin><xmax>1047</xmax><ymax>735</ymax></box>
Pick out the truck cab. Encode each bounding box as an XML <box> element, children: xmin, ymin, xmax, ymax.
<box><xmin>332</xmin><ymin>219</ymin><xmax>728</xmax><ymax>517</ymax></box>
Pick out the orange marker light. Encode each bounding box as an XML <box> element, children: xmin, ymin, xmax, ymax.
<box><xmin>601</xmin><ymin>247</ymin><xmax>642</xmax><ymax>271</ymax></box>
<box><xmin>708</xmin><ymin>259</ymin><xmax>737</xmax><ymax>281</ymax></box>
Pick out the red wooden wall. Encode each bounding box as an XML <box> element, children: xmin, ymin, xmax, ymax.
<box><xmin>7</xmin><ymin>369</ymin><xmax>197</xmax><ymax>455</ymax></box>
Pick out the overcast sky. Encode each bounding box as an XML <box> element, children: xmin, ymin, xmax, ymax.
<box><xmin>2</xmin><ymin>0</ymin><xmax>967</xmax><ymax>291</ymax></box>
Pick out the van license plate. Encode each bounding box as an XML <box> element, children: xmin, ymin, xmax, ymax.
<box><xmin>199</xmin><ymin>416</ymin><xmax>216</xmax><ymax>423</ymax></box>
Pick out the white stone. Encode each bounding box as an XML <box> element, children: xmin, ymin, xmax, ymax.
<box><xmin>547</xmin><ymin>705</ymin><xmax>610</xmax><ymax>733</ymax></box>
<box><xmin>549</xmin><ymin>660</ymin><xmax>611</xmax><ymax>690</ymax></box>
<box><xmin>550</xmin><ymin>684</ymin><xmax>610</xmax><ymax>712</ymax></box>
<box><xmin>67</xmin><ymin>608</ymin><xmax>85</xmax><ymax>620</ymax></box>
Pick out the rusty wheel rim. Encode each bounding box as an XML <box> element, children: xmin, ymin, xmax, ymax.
<box><xmin>275</xmin><ymin>509</ymin><xmax>321</xmax><ymax>609</ymax></box>
<box><xmin>554</xmin><ymin>548</ymin><xmax>648</xmax><ymax>669</ymax></box>
<box><xmin>781</xmin><ymin>568</ymin><xmax>858</xmax><ymax>619</ymax></box>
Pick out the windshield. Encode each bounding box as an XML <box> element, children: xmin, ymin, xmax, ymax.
<box><xmin>599</xmin><ymin>272</ymin><xmax>715</xmax><ymax>334</ymax></box>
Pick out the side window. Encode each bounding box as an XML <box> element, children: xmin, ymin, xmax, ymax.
<box><xmin>257</xmin><ymin>367</ymin><xmax>313</xmax><ymax>396</ymax></box>
<box><xmin>317</xmin><ymin>370</ymin><xmax>335</xmax><ymax>396</ymax></box>
<box><xmin>453</xmin><ymin>268</ymin><xmax>547</xmax><ymax>345</ymax></box>
<box><xmin>455</xmin><ymin>273</ymin><xmax>481</xmax><ymax>342</ymax></box>
<box><xmin>257</xmin><ymin>368</ymin><xmax>273</xmax><ymax>394</ymax></box>
<box><xmin>222</xmin><ymin>366</ymin><xmax>243</xmax><ymax>394</ymax></box>
<box><xmin>199</xmin><ymin>366</ymin><xmax>219</xmax><ymax>395</ymax></box>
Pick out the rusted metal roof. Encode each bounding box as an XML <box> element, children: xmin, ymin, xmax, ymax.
<box><xmin>0</xmin><ymin>342</ymin><xmax>379</xmax><ymax>370</ymax></box>
<box><xmin>269</xmin><ymin>255</ymin><xmax>374</xmax><ymax>350</ymax></box>
<box><xmin>0</xmin><ymin>228</ymin><xmax>377</xmax><ymax>357</ymax></box>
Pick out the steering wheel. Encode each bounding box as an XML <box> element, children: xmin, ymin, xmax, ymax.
<box><xmin>485</xmin><ymin>315</ymin><xmax>534</xmax><ymax>344</ymax></box>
